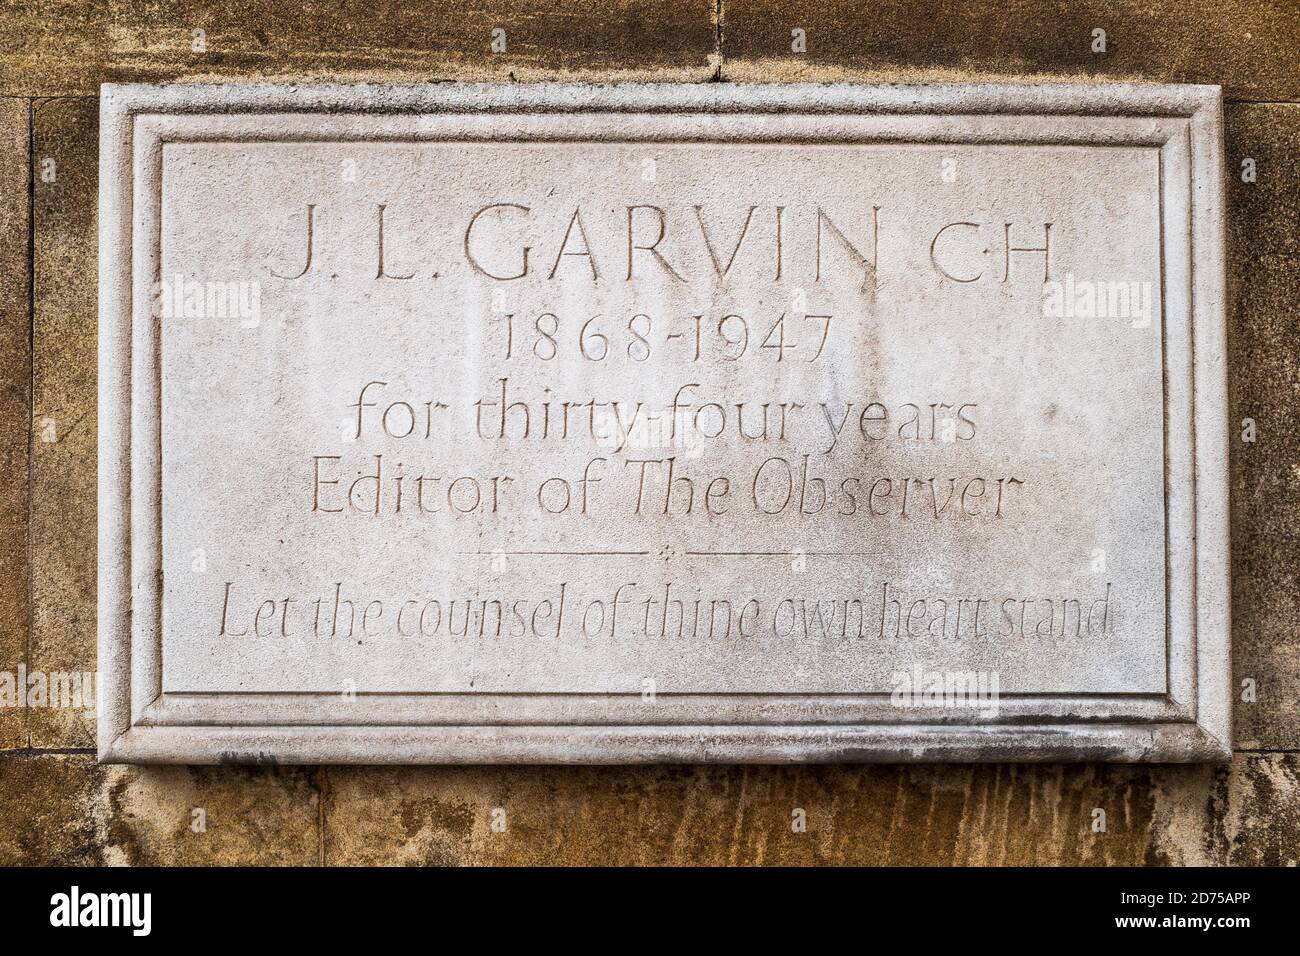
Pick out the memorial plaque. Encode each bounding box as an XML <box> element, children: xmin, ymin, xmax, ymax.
<box><xmin>98</xmin><ymin>82</ymin><xmax>1230</xmax><ymax>763</ymax></box>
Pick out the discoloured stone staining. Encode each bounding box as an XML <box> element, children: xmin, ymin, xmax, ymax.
<box><xmin>0</xmin><ymin>98</ymin><xmax>30</xmax><ymax>751</ymax></box>
<box><xmin>0</xmin><ymin>0</ymin><xmax>720</xmax><ymax>95</ymax></box>
<box><xmin>1</xmin><ymin>1</ymin><xmax>1299</xmax><ymax>864</ymax></box>
<box><xmin>1219</xmin><ymin>755</ymin><xmax>1300</xmax><ymax>866</ymax></box>
<box><xmin>721</xmin><ymin>1</ymin><xmax>1300</xmax><ymax>100</ymax></box>
<box><xmin>1225</xmin><ymin>104</ymin><xmax>1300</xmax><ymax>752</ymax></box>
<box><xmin>29</xmin><ymin>98</ymin><xmax>99</xmax><ymax>748</ymax></box>
<box><xmin>0</xmin><ymin>756</ymin><xmax>321</xmax><ymax>865</ymax></box>
<box><xmin>0</xmin><ymin>757</ymin><xmax>1294</xmax><ymax>866</ymax></box>
<box><xmin>0</xmin><ymin>758</ymin><xmax>1277</xmax><ymax>866</ymax></box>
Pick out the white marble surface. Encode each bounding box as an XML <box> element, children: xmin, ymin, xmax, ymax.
<box><xmin>97</xmin><ymin>82</ymin><xmax>1231</xmax><ymax>763</ymax></box>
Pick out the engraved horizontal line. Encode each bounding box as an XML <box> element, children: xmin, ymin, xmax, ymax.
<box><xmin>684</xmin><ymin>550</ymin><xmax>876</xmax><ymax>557</ymax></box>
<box><xmin>458</xmin><ymin>549</ymin><xmax>879</xmax><ymax>557</ymax></box>
<box><xmin>459</xmin><ymin>549</ymin><xmax>649</xmax><ymax>556</ymax></box>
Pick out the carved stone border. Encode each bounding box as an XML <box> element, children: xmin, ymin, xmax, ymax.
<box><xmin>98</xmin><ymin>82</ymin><xmax>1230</xmax><ymax>764</ymax></box>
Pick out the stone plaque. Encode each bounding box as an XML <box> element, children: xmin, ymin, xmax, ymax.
<box><xmin>98</xmin><ymin>82</ymin><xmax>1230</xmax><ymax>764</ymax></box>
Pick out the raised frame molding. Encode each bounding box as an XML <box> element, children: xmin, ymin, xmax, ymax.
<box><xmin>98</xmin><ymin>82</ymin><xmax>1231</xmax><ymax>764</ymax></box>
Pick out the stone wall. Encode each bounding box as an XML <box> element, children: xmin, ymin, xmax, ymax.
<box><xmin>0</xmin><ymin>1</ymin><xmax>1296</xmax><ymax>865</ymax></box>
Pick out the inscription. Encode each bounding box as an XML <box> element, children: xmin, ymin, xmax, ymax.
<box><xmin>152</xmin><ymin>134</ymin><xmax>1170</xmax><ymax>702</ymax></box>
<box><xmin>215</xmin><ymin>580</ymin><xmax>1114</xmax><ymax>644</ymax></box>
<box><xmin>270</xmin><ymin>199</ymin><xmax>1054</xmax><ymax>288</ymax></box>
<box><xmin>155</xmin><ymin>135</ymin><xmax>1167</xmax><ymax>698</ymax></box>
<box><xmin>94</xmin><ymin>76</ymin><xmax>1237</xmax><ymax>770</ymax></box>
<box><xmin>96</xmin><ymin>82</ymin><xmax>1233</xmax><ymax>762</ymax></box>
